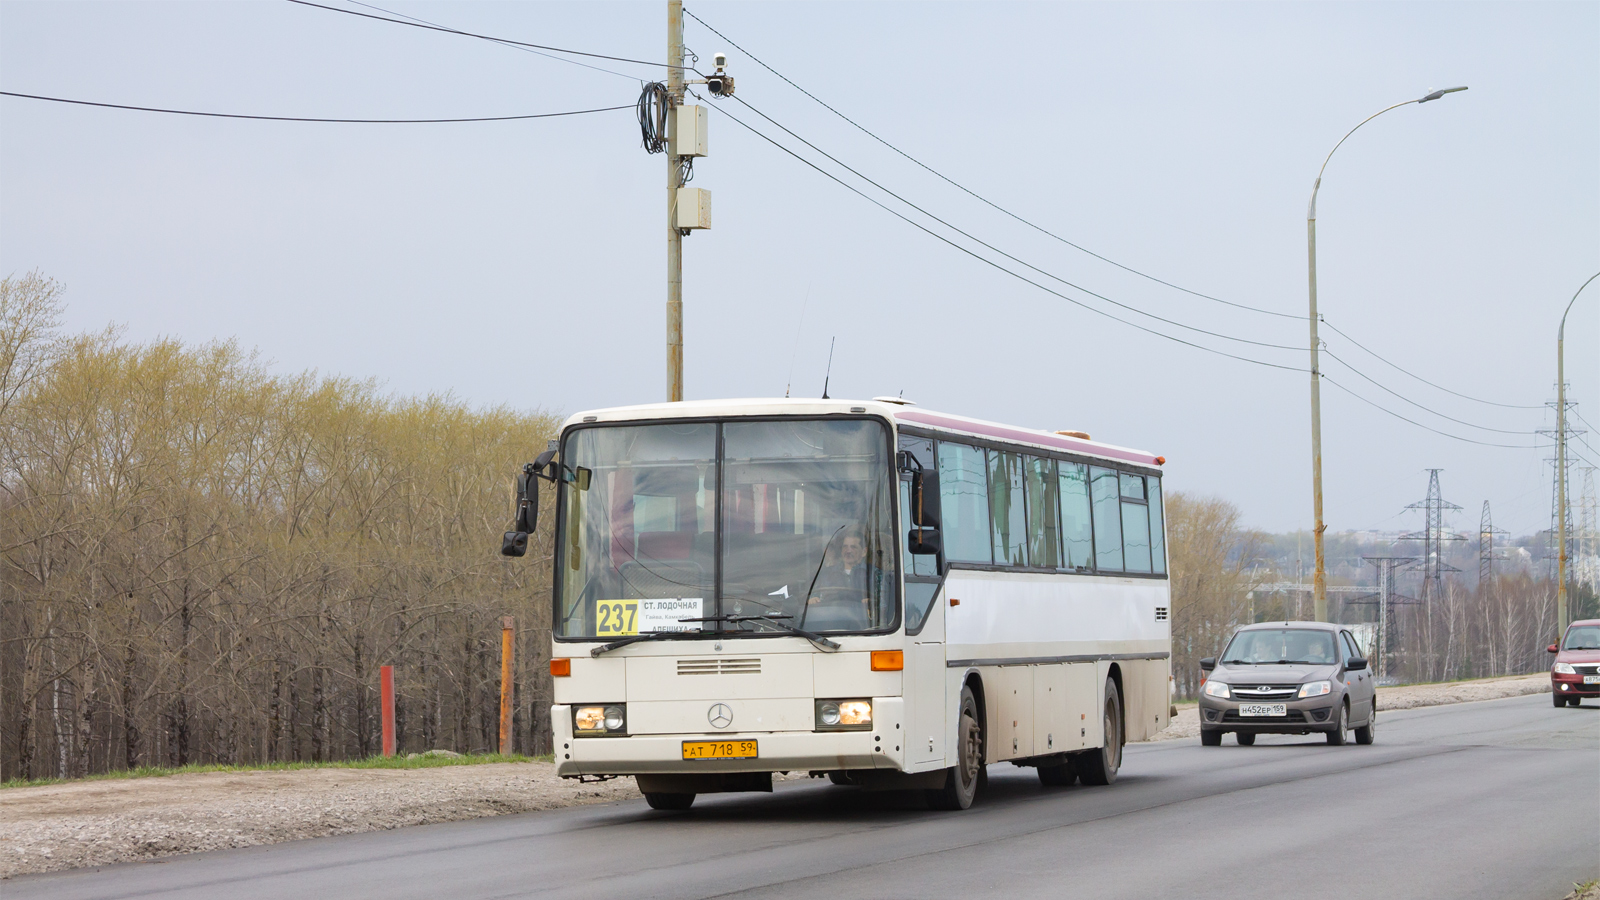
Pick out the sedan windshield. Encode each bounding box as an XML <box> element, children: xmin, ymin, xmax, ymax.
<box><xmin>556</xmin><ymin>418</ymin><xmax>897</xmax><ymax>638</ymax></box>
<box><xmin>1222</xmin><ymin>629</ymin><xmax>1338</xmax><ymax>665</ymax></box>
<box><xmin>1564</xmin><ymin>625</ymin><xmax>1600</xmax><ymax>650</ymax></box>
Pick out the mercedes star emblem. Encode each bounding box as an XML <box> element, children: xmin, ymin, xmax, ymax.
<box><xmin>708</xmin><ymin>703</ymin><xmax>733</xmax><ymax>729</ymax></box>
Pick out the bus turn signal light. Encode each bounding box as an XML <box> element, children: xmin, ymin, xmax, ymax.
<box><xmin>550</xmin><ymin>658</ymin><xmax>571</xmax><ymax>677</ymax></box>
<box><xmin>871</xmin><ymin>650</ymin><xmax>904</xmax><ymax>671</ymax></box>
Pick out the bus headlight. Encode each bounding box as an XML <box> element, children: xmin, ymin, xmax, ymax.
<box><xmin>574</xmin><ymin>704</ymin><xmax>626</xmax><ymax>736</ymax></box>
<box><xmin>1203</xmin><ymin>681</ymin><xmax>1231</xmax><ymax>699</ymax></box>
<box><xmin>816</xmin><ymin>699</ymin><xmax>872</xmax><ymax>731</ymax></box>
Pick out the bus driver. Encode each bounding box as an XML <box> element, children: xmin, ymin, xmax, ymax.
<box><xmin>808</xmin><ymin>527</ymin><xmax>882</xmax><ymax>613</ymax></box>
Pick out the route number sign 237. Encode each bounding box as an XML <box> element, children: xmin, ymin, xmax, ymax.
<box><xmin>594</xmin><ymin>598</ymin><xmax>703</xmax><ymax>637</ymax></box>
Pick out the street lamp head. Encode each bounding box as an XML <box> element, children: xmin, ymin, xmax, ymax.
<box><xmin>1418</xmin><ymin>86</ymin><xmax>1468</xmax><ymax>103</ymax></box>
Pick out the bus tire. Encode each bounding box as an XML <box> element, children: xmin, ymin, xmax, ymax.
<box><xmin>1037</xmin><ymin>762</ymin><xmax>1076</xmax><ymax>786</ymax></box>
<box><xmin>926</xmin><ymin>684</ymin><xmax>983</xmax><ymax>810</ymax></box>
<box><xmin>1076</xmin><ymin>677</ymin><xmax>1123</xmax><ymax>786</ymax></box>
<box><xmin>643</xmin><ymin>792</ymin><xmax>695</xmax><ymax>810</ymax></box>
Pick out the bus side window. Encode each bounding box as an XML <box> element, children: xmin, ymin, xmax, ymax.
<box><xmin>987</xmin><ymin>449</ymin><xmax>1028</xmax><ymax>566</ymax></box>
<box><xmin>1148</xmin><ymin>476</ymin><xmax>1166</xmax><ymax>575</ymax></box>
<box><xmin>1089</xmin><ymin>466</ymin><xmax>1124</xmax><ymax>571</ymax></box>
<box><xmin>937</xmin><ymin>442</ymin><xmax>992</xmax><ymax>563</ymax></box>
<box><xmin>1024</xmin><ymin>456</ymin><xmax>1060</xmax><ymax>568</ymax></box>
<box><xmin>1059</xmin><ymin>462</ymin><xmax>1093</xmax><ymax>569</ymax></box>
<box><xmin>1120</xmin><ymin>474</ymin><xmax>1152</xmax><ymax>574</ymax></box>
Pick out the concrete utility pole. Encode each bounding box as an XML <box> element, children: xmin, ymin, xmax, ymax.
<box><xmin>1557</xmin><ymin>271</ymin><xmax>1599</xmax><ymax>633</ymax></box>
<box><xmin>665</xmin><ymin>0</ymin><xmax>685</xmax><ymax>402</ymax></box>
<box><xmin>1305</xmin><ymin>86</ymin><xmax>1466</xmax><ymax>623</ymax></box>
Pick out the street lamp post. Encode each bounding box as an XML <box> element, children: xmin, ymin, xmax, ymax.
<box><xmin>1306</xmin><ymin>86</ymin><xmax>1467</xmax><ymax>623</ymax></box>
<box><xmin>1557</xmin><ymin>271</ymin><xmax>1600</xmax><ymax>635</ymax></box>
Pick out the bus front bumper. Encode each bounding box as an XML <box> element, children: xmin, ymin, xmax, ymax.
<box><xmin>552</xmin><ymin>698</ymin><xmax>906</xmax><ymax>777</ymax></box>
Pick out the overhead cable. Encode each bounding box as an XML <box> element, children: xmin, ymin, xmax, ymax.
<box><xmin>683</xmin><ymin>6</ymin><xmax>1300</xmax><ymax>321</ymax></box>
<box><xmin>1321</xmin><ymin>350</ymin><xmax>1540</xmax><ymax>435</ymax></box>
<box><xmin>284</xmin><ymin>0</ymin><xmax>693</xmax><ymax>70</ymax></box>
<box><xmin>341</xmin><ymin>0</ymin><xmax>639</xmax><ymax>80</ymax></box>
<box><xmin>0</xmin><ymin>90</ymin><xmax>630</xmax><ymax>123</ymax></box>
<box><xmin>728</xmin><ymin>94</ymin><xmax>1308</xmax><ymax>354</ymax></box>
<box><xmin>700</xmin><ymin>96</ymin><xmax>1304</xmax><ymax>373</ymax></box>
<box><xmin>1320</xmin><ymin>317</ymin><xmax>1546</xmax><ymax>410</ymax></box>
<box><xmin>1321</xmin><ymin>376</ymin><xmax>1542</xmax><ymax>449</ymax></box>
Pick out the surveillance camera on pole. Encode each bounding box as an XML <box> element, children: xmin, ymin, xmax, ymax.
<box><xmin>701</xmin><ymin>51</ymin><xmax>735</xmax><ymax>97</ymax></box>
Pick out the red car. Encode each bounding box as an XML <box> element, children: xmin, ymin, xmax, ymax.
<box><xmin>1549</xmin><ymin>618</ymin><xmax>1600</xmax><ymax>707</ymax></box>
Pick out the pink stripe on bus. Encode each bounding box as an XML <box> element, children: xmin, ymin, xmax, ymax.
<box><xmin>894</xmin><ymin>410</ymin><xmax>1162</xmax><ymax>467</ymax></box>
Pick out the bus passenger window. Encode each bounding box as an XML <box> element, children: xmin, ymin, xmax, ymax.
<box><xmin>1121</xmin><ymin>499</ymin><xmax>1152</xmax><ymax>574</ymax></box>
<box><xmin>1148</xmin><ymin>477</ymin><xmax>1166</xmax><ymax>575</ymax></box>
<box><xmin>1059</xmin><ymin>462</ymin><xmax>1093</xmax><ymax>569</ymax></box>
<box><xmin>1089</xmin><ymin>467</ymin><xmax>1123</xmax><ymax>571</ymax></box>
<box><xmin>1025</xmin><ymin>456</ymin><xmax>1060</xmax><ymax>568</ymax></box>
<box><xmin>937</xmin><ymin>442</ymin><xmax>992</xmax><ymax>563</ymax></box>
<box><xmin>988</xmin><ymin>450</ymin><xmax>1028</xmax><ymax>566</ymax></box>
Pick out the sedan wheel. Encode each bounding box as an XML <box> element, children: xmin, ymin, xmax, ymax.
<box><xmin>1326</xmin><ymin>703</ymin><xmax>1349</xmax><ymax>745</ymax></box>
<box><xmin>1354</xmin><ymin>707</ymin><xmax>1376</xmax><ymax>745</ymax></box>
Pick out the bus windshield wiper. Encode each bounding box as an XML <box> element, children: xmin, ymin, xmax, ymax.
<box><xmin>590</xmin><ymin>627</ymin><xmax>697</xmax><ymax>657</ymax></box>
<box><xmin>694</xmin><ymin>613</ymin><xmax>840</xmax><ymax>651</ymax></box>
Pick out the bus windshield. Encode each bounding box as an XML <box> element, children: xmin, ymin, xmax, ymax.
<box><xmin>556</xmin><ymin>418</ymin><xmax>898</xmax><ymax>639</ymax></box>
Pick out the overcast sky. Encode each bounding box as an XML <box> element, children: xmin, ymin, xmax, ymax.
<box><xmin>2</xmin><ymin>1</ymin><xmax>1595</xmax><ymax>539</ymax></box>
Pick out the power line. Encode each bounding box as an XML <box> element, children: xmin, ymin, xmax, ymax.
<box><xmin>1320</xmin><ymin>317</ymin><xmax>1545</xmax><ymax>410</ymax></box>
<box><xmin>727</xmin><ymin>94</ymin><xmax>1308</xmax><ymax>354</ymax></box>
<box><xmin>284</xmin><ymin>0</ymin><xmax>692</xmax><ymax>70</ymax></box>
<box><xmin>701</xmin><ymin>95</ymin><xmax>1305</xmax><ymax>373</ymax></box>
<box><xmin>342</xmin><ymin>0</ymin><xmax>639</xmax><ymax>81</ymax></box>
<box><xmin>0</xmin><ymin>90</ymin><xmax>630</xmax><ymax>123</ymax></box>
<box><xmin>1322</xmin><ymin>376</ymin><xmax>1542</xmax><ymax>449</ymax></box>
<box><xmin>683</xmin><ymin>5</ymin><xmax>1301</xmax><ymax>321</ymax></box>
<box><xmin>1321</xmin><ymin>349</ymin><xmax>1540</xmax><ymax>435</ymax></box>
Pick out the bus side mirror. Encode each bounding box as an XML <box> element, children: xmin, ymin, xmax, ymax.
<box><xmin>907</xmin><ymin>527</ymin><xmax>942</xmax><ymax>556</ymax></box>
<box><xmin>501</xmin><ymin>462</ymin><xmax>541</xmax><ymax>558</ymax></box>
<box><xmin>1199</xmin><ymin>657</ymin><xmax>1216</xmax><ymax>671</ymax></box>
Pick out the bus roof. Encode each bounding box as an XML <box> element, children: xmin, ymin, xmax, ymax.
<box><xmin>561</xmin><ymin>398</ymin><xmax>1164</xmax><ymax>469</ymax></box>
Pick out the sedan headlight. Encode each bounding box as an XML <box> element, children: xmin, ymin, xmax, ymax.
<box><xmin>1553</xmin><ymin>662</ymin><xmax>1576</xmax><ymax>675</ymax></box>
<box><xmin>1203</xmin><ymin>680</ymin><xmax>1231</xmax><ymax>699</ymax></box>
<box><xmin>1298</xmin><ymin>681</ymin><xmax>1332</xmax><ymax>699</ymax></box>
<box><xmin>573</xmin><ymin>704</ymin><xmax>626</xmax><ymax>736</ymax></box>
<box><xmin>815</xmin><ymin>699</ymin><xmax>873</xmax><ymax>731</ymax></box>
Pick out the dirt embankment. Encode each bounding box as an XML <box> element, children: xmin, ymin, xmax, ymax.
<box><xmin>1</xmin><ymin>761</ymin><xmax>636</xmax><ymax>879</ymax></box>
<box><xmin>1145</xmin><ymin>673</ymin><xmax>1550</xmax><ymax>742</ymax></box>
<box><xmin>2</xmin><ymin>673</ymin><xmax>1554</xmax><ymax>880</ymax></box>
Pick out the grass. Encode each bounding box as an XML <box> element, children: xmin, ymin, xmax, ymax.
<box><xmin>2</xmin><ymin>751</ymin><xmax>554</xmax><ymax>790</ymax></box>
<box><xmin>1565</xmin><ymin>880</ymin><xmax>1599</xmax><ymax>900</ymax></box>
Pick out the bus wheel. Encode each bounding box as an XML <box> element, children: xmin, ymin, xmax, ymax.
<box><xmin>1037</xmin><ymin>762</ymin><xmax>1076</xmax><ymax>786</ymax></box>
<box><xmin>643</xmin><ymin>792</ymin><xmax>695</xmax><ymax>810</ymax></box>
<box><xmin>927</xmin><ymin>684</ymin><xmax>983</xmax><ymax>810</ymax></box>
<box><xmin>1076</xmin><ymin>678</ymin><xmax>1123</xmax><ymax>786</ymax></box>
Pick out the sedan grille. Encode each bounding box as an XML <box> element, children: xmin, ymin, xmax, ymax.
<box><xmin>1229</xmin><ymin>685</ymin><xmax>1299</xmax><ymax>700</ymax></box>
<box><xmin>1572</xmin><ymin>664</ymin><xmax>1600</xmax><ymax>676</ymax></box>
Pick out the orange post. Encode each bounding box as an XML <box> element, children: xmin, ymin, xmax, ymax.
<box><xmin>380</xmin><ymin>665</ymin><xmax>396</xmax><ymax>757</ymax></box>
<box><xmin>498</xmin><ymin>617</ymin><xmax>515</xmax><ymax>756</ymax></box>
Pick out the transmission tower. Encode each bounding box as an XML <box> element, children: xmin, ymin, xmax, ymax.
<box><xmin>1478</xmin><ymin>500</ymin><xmax>1508</xmax><ymax>586</ymax></box>
<box><xmin>1402</xmin><ymin>470</ymin><xmax>1465</xmax><ymax>605</ymax></box>
<box><xmin>1577</xmin><ymin>468</ymin><xmax>1599</xmax><ymax>594</ymax></box>
<box><xmin>1347</xmin><ymin>556</ymin><xmax>1419</xmax><ymax>681</ymax></box>
<box><xmin>1539</xmin><ymin>394</ymin><xmax>1585</xmax><ymax>578</ymax></box>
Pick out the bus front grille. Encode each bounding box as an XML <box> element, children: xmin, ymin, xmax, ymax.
<box><xmin>677</xmin><ymin>658</ymin><xmax>761</xmax><ymax>676</ymax></box>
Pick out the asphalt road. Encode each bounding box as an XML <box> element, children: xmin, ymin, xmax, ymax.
<box><xmin>14</xmin><ymin>693</ymin><xmax>1598</xmax><ymax>900</ymax></box>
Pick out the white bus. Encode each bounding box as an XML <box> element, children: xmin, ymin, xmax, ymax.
<box><xmin>501</xmin><ymin>398</ymin><xmax>1171</xmax><ymax>810</ymax></box>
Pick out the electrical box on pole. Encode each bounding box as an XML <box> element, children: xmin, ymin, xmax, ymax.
<box><xmin>674</xmin><ymin>105</ymin><xmax>708</xmax><ymax>157</ymax></box>
<box><xmin>676</xmin><ymin>188</ymin><xmax>712</xmax><ymax>230</ymax></box>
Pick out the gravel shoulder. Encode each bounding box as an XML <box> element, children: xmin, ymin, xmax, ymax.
<box><xmin>1143</xmin><ymin>672</ymin><xmax>1551</xmax><ymax>743</ymax></box>
<box><xmin>3</xmin><ymin>673</ymin><xmax>1553</xmax><ymax>879</ymax></box>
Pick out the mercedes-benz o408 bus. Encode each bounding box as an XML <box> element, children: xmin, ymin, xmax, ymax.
<box><xmin>500</xmin><ymin>398</ymin><xmax>1171</xmax><ymax>810</ymax></box>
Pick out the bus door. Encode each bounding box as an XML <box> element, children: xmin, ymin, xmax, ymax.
<box><xmin>900</xmin><ymin>436</ymin><xmax>946</xmax><ymax>769</ymax></box>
